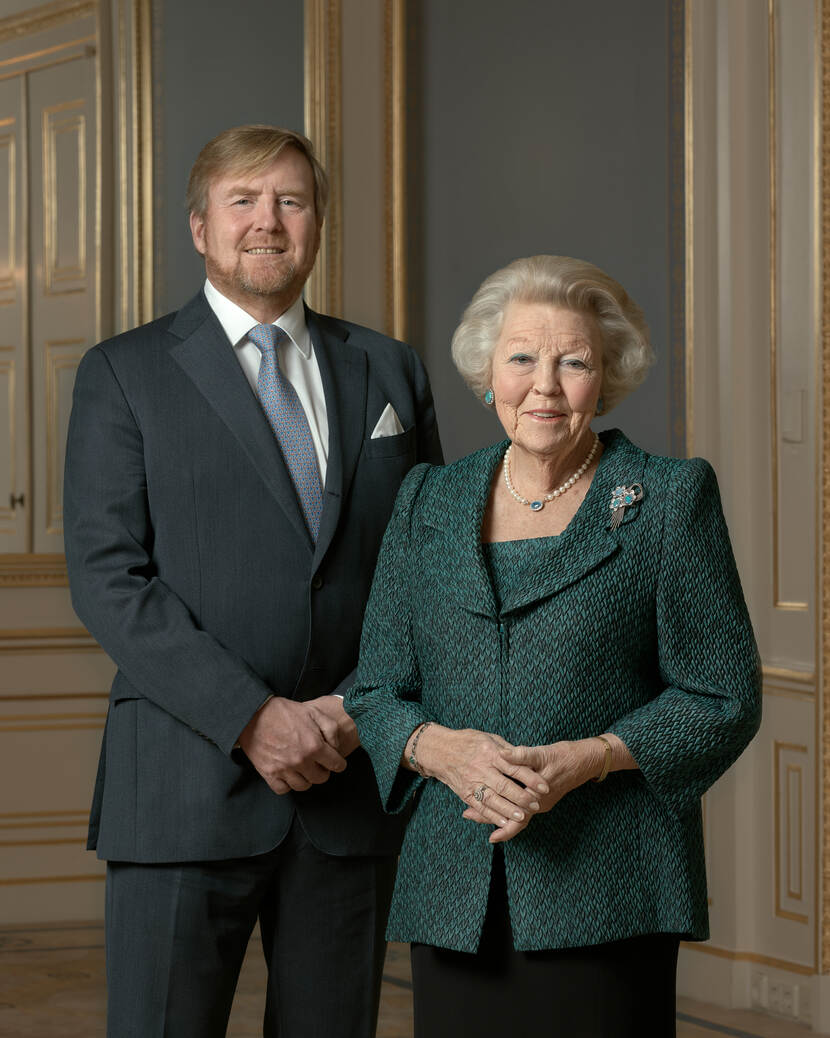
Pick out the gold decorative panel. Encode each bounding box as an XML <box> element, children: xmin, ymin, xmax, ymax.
<box><xmin>0</xmin><ymin>345</ymin><xmax>15</xmax><ymax>531</ymax></box>
<box><xmin>774</xmin><ymin>741</ymin><xmax>808</xmax><ymax>923</ymax></box>
<box><xmin>0</xmin><ymin>124</ymin><xmax>16</xmax><ymax>303</ymax></box>
<box><xmin>42</xmin><ymin>99</ymin><xmax>87</xmax><ymax>295</ymax></box>
<box><xmin>44</xmin><ymin>339</ymin><xmax>85</xmax><ymax>535</ymax></box>
<box><xmin>304</xmin><ymin>0</ymin><xmax>342</xmax><ymax>317</ymax></box>
<box><xmin>769</xmin><ymin>0</ymin><xmax>816</xmax><ymax>613</ymax></box>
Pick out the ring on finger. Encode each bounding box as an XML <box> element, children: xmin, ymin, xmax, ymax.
<box><xmin>473</xmin><ymin>784</ymin><xmax>488</xmax><ymax>802</ymax></box>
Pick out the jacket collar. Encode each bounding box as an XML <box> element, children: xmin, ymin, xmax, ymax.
<box><xmin>422</xmin><ymin>429</ymin><xmax>646</xmax><ymax>617</ymax></box>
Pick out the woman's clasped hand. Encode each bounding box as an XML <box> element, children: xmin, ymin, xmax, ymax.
<box><xmin>408</xmin><ymin>724</ymin><xmax>617</xmax><ymax>842</ymax></box>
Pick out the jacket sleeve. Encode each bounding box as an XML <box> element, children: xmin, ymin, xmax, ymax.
<box><xmin>345</xmin><ymin>463</ymin><xmax>433</xmax><ymax>812</ymax></box>
<box><xmin>608</xmin><ymin>457</ymin><xmax>762</xmax><ymax>817</ymax></box>
<box><xmin>63</xmin><ymin>346</ymin><xmax>274</xmax><ymax>755</ymax></box>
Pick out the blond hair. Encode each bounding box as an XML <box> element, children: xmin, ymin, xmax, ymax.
<box><xmin>186</xmin><ymin>125</ymin><xmax>328</xmax><ymax>221</ymax></box>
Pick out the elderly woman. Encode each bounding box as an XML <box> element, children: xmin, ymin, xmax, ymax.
<box><xmin>345</xmin><ymin>255</ymin><xmax>760</xmax><ymax>1037</ymax></box>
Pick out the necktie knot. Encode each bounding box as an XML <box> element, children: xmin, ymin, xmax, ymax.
<box><xmin>248</xmin><ymin>323</ymin><xmax>286</xmax><ymax>354</ymax></box>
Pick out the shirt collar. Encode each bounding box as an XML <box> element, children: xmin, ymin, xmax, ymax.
<box><xmin>203</xmin><ymin>280</ymin><xmax>311</xmax><ymax>358</ymax></box>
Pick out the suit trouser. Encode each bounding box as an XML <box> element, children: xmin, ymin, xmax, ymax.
<box><xmin>104</xmin><ymin>817</ymin><xmax>397</xmax><ymax>1038</ymax></box>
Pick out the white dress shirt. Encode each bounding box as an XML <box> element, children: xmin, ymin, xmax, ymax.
<box><xmin>203</xmin><ymin>279</ymin><xmax>329</xmax><ymax>483</ymax></box>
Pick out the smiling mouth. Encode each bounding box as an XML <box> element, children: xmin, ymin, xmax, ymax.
<box><xmin>526</xmin><ymin>411</ymin><xmax>564</xmax><ymax>419</ymax></box>
<box><xmin>245</xmin><ymin>247</ymin><xmax>284</xmax><ymax>255</ymax></box>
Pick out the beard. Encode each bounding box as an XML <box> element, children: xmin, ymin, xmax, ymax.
<box><xmin>236</xmin><ymin>258</ymin><xmax>298</xmax><ymax>297</ymax></box>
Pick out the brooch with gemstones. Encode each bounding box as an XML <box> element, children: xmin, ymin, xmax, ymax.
<box><xmin>609</xmin><ymin>483</ymin><xmax>644</xmax><ymax>530</ymax></box>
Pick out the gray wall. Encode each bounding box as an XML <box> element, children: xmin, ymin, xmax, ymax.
<box><xmin>153</xmin><ymin>0</ymin><xmax>304</xmax><ymax>316</ymax></box>
<box><xmin>409</xmin><ymin>0</ymin><xmax>677</xmax><ymax>461</ymax></box>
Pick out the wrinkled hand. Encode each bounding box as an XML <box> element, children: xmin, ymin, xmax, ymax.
<box><xmin>416</xmin><ymin>727</ymin><xmax>549</xmax><ymax>843</ymax></box>
<box><xmin>238</xmin><ymin>696</ymin><xmax>349</xmax><ymax>795</ymax></box>
<box><xmin>462</xmin><ymin>740</ymin><xmax>606</xmax><ymax>841</ymax></box>
<box><xmin>306</xmin><ymin>695</ymin><xmax>360</xmax><ymax>758</ymax></box>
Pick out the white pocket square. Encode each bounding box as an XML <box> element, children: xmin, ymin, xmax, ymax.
<box><xmin>370</xmin><ymin>403</ymin><xmax>405</xmax><ymax>438</ymax></box>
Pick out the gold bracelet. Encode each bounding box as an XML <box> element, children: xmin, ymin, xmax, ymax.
<box><xmin>407</xmin><ymin>721</ymin><xmax>433</xmax><ymax>777</ymax></box>
<box><xmin>592</xmin><ymin>735</ymin><xmax>613</xmax><ymax>783</ymax></box>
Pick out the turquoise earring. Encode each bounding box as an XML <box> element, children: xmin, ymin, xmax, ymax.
<box><xmin>484</xmin><ymin>388</ymin><xmax>494</xmax><ymax>405</ymax></box>
<box><xmin>596</xmin><ymin>396</ymin><xmax>604</xmax><ymax>415</ymax></box>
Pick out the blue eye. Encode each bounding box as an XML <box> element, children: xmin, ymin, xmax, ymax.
<box><xmin>508</xmin><ymin>353</ymin><xmax>534</xmax><ymax>365</ymax></box>
<box><xmin>561</xmin><ymin>358</ymin><xmax>588</xmax><ymax>370</ymax></box>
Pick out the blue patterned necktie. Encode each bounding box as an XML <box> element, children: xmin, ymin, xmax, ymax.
<box><xmin>248</xmin><ymin>323</ymin><xmax>323</xmax><ymax>541</ymax></box>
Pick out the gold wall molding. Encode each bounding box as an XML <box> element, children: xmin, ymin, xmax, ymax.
<box><xmin>0</xmin><ymin>0</ymin><xmax>95</xmax><ymax>45</ymax></box>
<box><xmin>0</xmin><ymin>809</ymin><xmax>87</xmax><ymax>818</ymax></box>
<box><xmin>0</xmin><ymin>691</ymin><xmax>107</xmax><ymax>701</ymax></box>
<box><xmin>821</xmin><ymin>0</ymin><xmax>830</xmax><ymax>977</ymax></box>
<box><xmin>0</xmin><ymin>837</ymin><xmax>85</xmax><ymax>846</ymax></box>
<box><xmin>0</xmin><ymin>33</ymin><xmax>95</xmax><ymax>70</ymax></box>
<box><xmin>763</xmin><ymin>664</ymin><xmax>816</xmax><ymax>685</ymax></box>
<box><xmin>0</xmin><ymin>872</ymin><xmax>103</xmax><ymax>886</ymax></box>
<box><xmin>132</xmin><ymin>0</ymin><xmax>152</xmax><ymax>325</ymax></box>
<box><xmin>0</xmin><ymin>348</ymin><xmax>16</xmax><ymax>530</ymax></box>
<box><xmin>0</xmin><ymin>131</ymin><xmax>17</xmax><ymax>297</ymax></box>
<box><xmin>769</xmin><ymin>0</ymin><xmax>809</xmax><ymax>613</ymax></box>
<box><xmin>44</xmin><ymin>339</ymin><xmax>86</xmax><ymax>534</ymax></box>
<box><xmin>42</xmin><ymin>102</ymin><xmax>87</xmax><ymax>294</ymax></box>
<box><xmin>684</xmin><ymin>0</ymin><xmax>695</xmax><ymax>457</ymax></box>
<box><xmin>0</xmin><ymin>554</ymin><xmax>67</xmax><ymax>585</ymax></box>
<box><xmin>0</xmin><ymin>626</ymin><xmax>100</xmax><ymax>653</ymax></box>
<box><xmin>0</xmin><ymin>0</ymin><xmax>153</xmax><ymax>579</ymax></box>
<box><xmin>774</xmin><ymin>741</ymin><xmax>808</xmax><ymax>924</ymax></box>
<box><xmin>383</xmin><ymin>0</ymin><xmax>406</xmax><ymax>341</ymax></box>
<box><xmin>669</xmin><ymin>0</ymin><xmax>687</xmax><ymax>457</ymax></box>
<box><xmin>682</xmin><ymin>941</ymin><xmax>815</xmax><ymax>977</ymax></box>
<box><xmin>304</xmin><ymin>0</ymin><xmax>342</xmax><ymax>317</ymax></box>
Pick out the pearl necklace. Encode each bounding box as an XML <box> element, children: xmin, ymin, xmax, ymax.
<box><xmin>503</xmin><ymin>434</ymin><xmax>600</xmax><ymax>512</ymax></box>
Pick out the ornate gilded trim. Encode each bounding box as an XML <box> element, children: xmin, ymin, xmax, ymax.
<box><xmin>0</xmin><ymin>627</ymin><xmax>102</xmax><ymax>655</ymax></box>
<box><xmin>684</xmin><ymin>0</ymin><xmax>695</xmax><ymax>457</ymax></box>
<box><xmin>0</xmin><ymin>0</ymin><xmax>95</xmax><ymax>44</ymax></box>
<box><xmin>384</xmin><ymin>0</ymin><xmax>406</xmax><ymax>341</ymax></box>
<box><xmin>669</xmin><ymin>0</ymin><xmax>686</xmax><ymax>457</ymax></box>
<box><xmin>134</xmin><ymin>0</ymin><xmax>153</xmax><ymax>324</ymax></box>
<box><xmin>821</xmin><ymin>0</ymin><xmax>830</xmax><ymax>976</ymax></box>
<box><xmin>0</xmin><ymin>553</ymin><xmax>67</xmax><ymax>586</ymax></box>
<box><xmin>0</xmin><ymin>872</ymin><xmax>103</xmax><ymax>885</ymax></box>
<box><xmin>304</xmin><ymin>0</ymin><xmax>342</xmax><ymax>317</ymax></box>
<box><xmin>682</xmin><ymin>941</ymin><xmax>815</xmax><ymax>977</ymax></box>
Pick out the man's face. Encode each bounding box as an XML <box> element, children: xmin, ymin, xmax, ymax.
<box><xmin>190</xmin><ymin>147</ymin><xmax>321</xmax><ymax>318</ymax></box>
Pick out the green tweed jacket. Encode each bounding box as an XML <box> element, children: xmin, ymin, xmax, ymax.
<box><xmin>345</xmin><ymin>429</ymin><xmax>761</xmax><ymax>953</ymax></box>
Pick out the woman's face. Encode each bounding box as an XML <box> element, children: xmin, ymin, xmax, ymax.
<box><xmin>490</xmin><ymin>301</ymin><xmax>603</xmax><ymax>461</ymax></box>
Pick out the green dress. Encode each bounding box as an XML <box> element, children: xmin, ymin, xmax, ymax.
<box><xmin>483</xmin><ymin>536</ymin><xmax>561</xmax><ymax>613</ymax></box>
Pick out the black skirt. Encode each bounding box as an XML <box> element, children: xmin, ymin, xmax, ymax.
<box><xmin>411</xmin><ymin>847</ymin><xmax>679</xmax><ymax>1038</ymax></box>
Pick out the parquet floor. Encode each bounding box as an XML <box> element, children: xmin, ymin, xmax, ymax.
<box><xmin>0</xmin><ymin>922</ymin><xmax>824</xmax><ymax>1037</ymax></box>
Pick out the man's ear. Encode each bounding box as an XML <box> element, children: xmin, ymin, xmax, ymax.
<box><xmin>190</xmin><ymin>210</ymin><xmax>206</xmax><ymax>256</ymax></box>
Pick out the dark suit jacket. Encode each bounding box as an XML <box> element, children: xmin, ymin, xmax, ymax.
<box><xmin>63</xmin><ymin>291</ymin><xmax>442</xmax><ymax>863</ymax></box>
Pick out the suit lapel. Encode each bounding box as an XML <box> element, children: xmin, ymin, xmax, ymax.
<box><xmin>168</xmin><ymin>293</ymin><xmax>313</xmax><ymax>550</ymax></box>
<box><xmin>306</xmin><ymin>308</ymin><xmax>368</xmax><ymax>566</ymax></box>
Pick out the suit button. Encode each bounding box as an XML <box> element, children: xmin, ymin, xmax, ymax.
<box><xmin>311</xmin><ymin>574</ymin><xmax>324</xmax><ymax>590</ymax></box>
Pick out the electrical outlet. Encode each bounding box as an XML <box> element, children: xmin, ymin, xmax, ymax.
<box><xmin>751</xmin><ymin>970</ymin><xmax>769</xmax><ymax>1010</ymax></box>
<box><xmin>781</xmin><ymin>983</ymin><xmax>794</xmax><ymax>1016</ymax></box>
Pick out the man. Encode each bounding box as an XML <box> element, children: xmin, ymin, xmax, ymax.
<box><xmin>63</xmin><ymin>125</ymin><xmax>441</xmax><ymax>1037</ymax></box>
